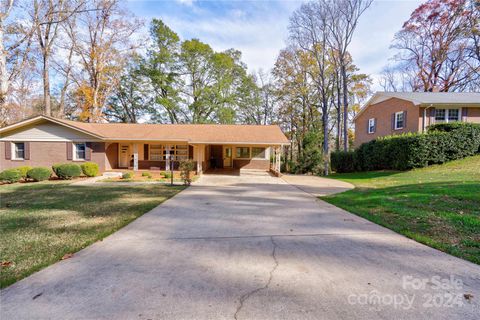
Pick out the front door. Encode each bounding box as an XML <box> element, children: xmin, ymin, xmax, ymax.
<box><xmin>119</xmin><ymin>144</ymin><xmax>130</xmax><ymax>168</ymax></box>
<box><xmin>223</xmin><ymin>146</ymin><xmax>232</xmax><ymax>168</ymax></box>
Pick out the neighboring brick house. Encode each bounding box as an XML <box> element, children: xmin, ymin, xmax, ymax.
<box><xmin>354</xmin><ymin>92</ymin><xmax>480</xmax><ymax>147</ymax></box>
<box><xmin>0</xmin><ymin>116</ymin><xmax>289</xmax><ymax>174</ymax></box>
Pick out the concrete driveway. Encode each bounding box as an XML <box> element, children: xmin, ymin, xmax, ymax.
<box><xmin>1</xmin><ymin>172</ymin><xmax>479</xmax><ymax>319</ymax></box>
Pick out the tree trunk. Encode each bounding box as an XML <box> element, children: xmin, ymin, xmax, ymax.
<box><xmin>43</xmin><ymin>52</ymin><xmax>51</xmax><ymax>116</ymax></box>
<box><xmin>336</xmin><ymin>77</ymin><xmax>341</xmax><ymax>151</ymax></box>
<box><xmin>0</xmin><ymin>18</ymin><xmax>7</xmax><ymax>109</ymax></box>
<box><xmin>341</xmin><ymin>63</ymin><xmax>348</xmax><ymax>151</ymax></box>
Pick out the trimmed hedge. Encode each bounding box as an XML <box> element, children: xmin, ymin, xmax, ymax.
<box><xmin>16</xmin><ymin>166</ymin><xmax>32</xmax><ymax>179</ymax></box>
<box><xmin>54</xmin><ymin>163</ymin><xmax>82</xmax><ymax>180</ymax></box>
<box><xmin>27</xmin><ymin>167</ymin><xmax>52</xmax><ymax>182</ymax></box>
<box><xmin>332</xmin><ymin>123</ymin><xmax>480</xmax><ymax>172</ymax></box>
<box><xmin>331</xmin><ymin>151</ymin><xmax>358</xmax><ymax>173</ymax></box>
<box><xmin>81</xmin><ymin>162</ymin><xmax>99</xmax><ymax>177</ymax></box>
<box><xmin>0</xmin><ymin>169</ymin><xmax>21</xmax><ymax>183</ymax></box>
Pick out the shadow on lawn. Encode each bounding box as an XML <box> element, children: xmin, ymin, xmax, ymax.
<box><xmin>329</xmin><ymin>170</ymin><xmax>402</xmax><ymax>180</ymax></box>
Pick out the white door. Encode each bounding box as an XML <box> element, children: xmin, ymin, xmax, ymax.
<box><xmin>119</xmin><ymin>144</ymin><xmax>130</xmax><ymax>168</ymax></box>
<box><xmin>223</xmin><ymin>146</ymin><xmax>232</xmax><ymax>168</ymax></box>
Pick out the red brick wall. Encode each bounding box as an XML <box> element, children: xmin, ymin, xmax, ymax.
<box><xmin>233</xmin><ymin>159</ymin><xmax>270</xmax><ymax>170</ymax></box>
<box><xmin>354</xmin><ymin>98</ymin><xmax>421</xmax><ymax>147</ymax></box>
<box><xmin>0</xmin><ymin>141</ymin><xmax>106</xmax><ymax>172</ymax></box>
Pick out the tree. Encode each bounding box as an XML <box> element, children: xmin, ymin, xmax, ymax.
<box><xmin>144</xmin><ymin>19</ymin><xmax>257</xmax><ymax>124</ymax></box>
<box><xmin>0</xmin><ymin>0</ymin><xmax>14</xmax><ymax>107</ymax></box>
<box><xmin>143</xmin><ymin>18</ymin><xmax>182</xmax><ymax>123</ymax></box>
<box><xmin>325</xmin><ymin>0</ymin><xmax>372</xmax><ymax>151</ymax></box>
<box><xmin>391</xmin><ymin>0</ymin><xmax>478</xmax><ymax>92</ymax></box>
<box><xmin>105</xmin><ymin>57</ymin><xmax>154</xmax><ymax>123</ymax></box>
<box><xmin>69</xmin><ymin>0</ymin><xmax>142</xmax><ymax>122</ymax></box>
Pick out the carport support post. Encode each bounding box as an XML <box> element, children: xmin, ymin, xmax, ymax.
<box><xmin>133</xmin><ymin>144</ymin><xmax>139</xmax><ymax>171</ymax></box>
<box><xmin>275</xmin><ymin>146</ymin><xmax>281</xmax><ymax>173</ymax></box>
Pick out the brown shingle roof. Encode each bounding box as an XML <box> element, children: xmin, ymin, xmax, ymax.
<box><xmin>51</xmin><ymin>117</ymin><xmax>289</xmax><ymax>144</ymax></box>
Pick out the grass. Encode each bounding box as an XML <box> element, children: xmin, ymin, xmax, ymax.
<box><xmin>322</xmin><ymin>155</ymin><xmax>480</xmax><ymax>265</ymax></box>
<box><xmin>0</xmin><ymin>181</ymin><xmax>184</xmax><ymax>288</ymax></box>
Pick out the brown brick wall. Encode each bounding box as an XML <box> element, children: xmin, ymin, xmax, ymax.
<box><xmin>0</xmin><ymin>141</ymin><xmax>106</xmax><ymax>172</ymax></box>
<box><xmin>467</xmin><ymin>107</ymin><xmax>480</xmax><ymax>123</ymax></box>
<box><xmin>105</xmin><ymin>143</ymin><xmax>118</xmax><ymax>170</ymax></box>
<box><xmin>354</xmin><ymin>98</ymin><xmax>421</xmax><ymax>147</ymax></box>
<box><xmin>233</xmin><ymin>159</ymin><xmax>270</xmax><ymax>170</ymax></box>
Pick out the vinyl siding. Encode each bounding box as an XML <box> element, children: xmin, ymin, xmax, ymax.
<box><xmin>0</xmin><ymin>122</ymin><xmax>99</xmax><ymax>141</ymax></box>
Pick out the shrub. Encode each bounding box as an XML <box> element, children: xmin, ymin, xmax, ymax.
<box><xmin>179</xmin><ymin>160</ymin><xmax>196</xmax><ymax>185</ymax></box>
<box><xmin>162</xmin><ymin>171</ymin><xmax>172</xmax><ymax>179</ymax></box>
<box><xmin>142</xmin><ymin>172</ymin><xmax>152</xmax><ymax>178</ymax></box>
<box><xmin>0</xmin><ymin>169</ymin><xmax>21</xmax><ymax>183</ymax></box>
<box><xmin>27</xmin><ymin>167</ymin><xmax>52</xmax><ymax>182</ymax></box>
<box><xmin>55</xmin><ymin>163</ymin><xmax>82</xmax><ymax>180</ymax></box>
<box><xmin>52</xmin><ymin>163</ymin><xmax>62</xmax><ymax>176</ymax></box>
<box><xmin>330</xmin><ymin>151</ymin><xmax>358</xmax><ymax>173</ymax></box>
<box><xmin>16</xmin><ymin>166</ymin><xmax>32</xmax><ymax>179</ymax></box>
<box><xmin>122</xmin><ymin>172</ymin><xmax>132</xmax><ymax>179</ymax></box>
<box><xmin>350</xmin><ymin>123</ymin><xmax>480</xmax><ymax>172</ymax></box>
<box><xmin>80</xmin><ymin>162</ymin><xmax>99</xmax><ymax>177</ymax></box>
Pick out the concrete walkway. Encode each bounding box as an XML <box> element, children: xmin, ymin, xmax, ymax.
<box><xmin>1</xmin><ymin>173</ymin><xmax>479</xmax><ymax>319</ymax></box>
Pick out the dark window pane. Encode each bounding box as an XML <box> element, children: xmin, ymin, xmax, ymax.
<box><xmin>252</xmin><ymin>147</ymin><xmax>266</xmax><ymax>158</ymax></box>
<box><xmin>236</xmin><ymin>147</ymin><xmax>250</xmax><ymax>158</ymax></box>
<box><xmin>15</xmin><ymin>143</ymin><xmax>25</xmax><ymax>159</ymax></box>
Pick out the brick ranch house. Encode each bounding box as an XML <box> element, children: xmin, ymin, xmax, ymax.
<box><xmin>354</xmin><ymin>92</ymin><xmax>480</xmax><ymax>146</ymax></box>
<box><xmin>0</xmin><ymin>116</ymin><xmax>289</xmax><ymax>174</ymax></box>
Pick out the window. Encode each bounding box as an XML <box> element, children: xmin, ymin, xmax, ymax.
<box><xmin>13</xmin><ymin>142</ymin><xmax>25</xmax><ymax>160</ymax></box>
<box><xmin>74</xmin><ymin>143</ymin><xmax>86</xmax><ymax>160</ymax></box>
<box><xmin>435</xmin><ymin>109</ymin><xmax>446</xmax><ymax>121</ymax></box>
<box><xmin>236</xmin><ymin>147</ymin><xmax>250</xmax><ymax>158</ymax></box>
<box><xmin>447</xmin><ymin>109</ymin><xmax>459</xmax><ymax>122</ymax></box>
<box><xmin>368</xmin><ymin>118</ymin><xmax>375</xmax><ymax>134</ymax></box>
<box><xmin>252</xmin><ymin>147</ymin><xmax>266</xmax><ymax>159</ymax></box>
<box><xmin>175</xmin><ymin>145</ymin><xmax>188</xmax><ymax>161</ymax></box>
<box><xmin>150</xmin><ymin>144</ymin><xmax>163</xmax><ymax>161</ymax></box>
<box><xmin>435</xmin><ymin>108</ymin><xmax>460</xmax><ymax>123</ymax></box>
<box><xmin>394</xmin><ymin>112</ymin><xmax>404</xmax><ymax>130</ymax></box>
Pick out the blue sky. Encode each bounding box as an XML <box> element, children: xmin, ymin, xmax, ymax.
<box><xmin>126</xmin><ymin>0</ymin><xmax>422</xmax><ymax>90</ymax></box>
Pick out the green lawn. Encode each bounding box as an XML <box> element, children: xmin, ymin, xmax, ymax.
<box><xmin>322</xmin><ymin>155</ymin><xmax>480</xmax><ymax>265</ymax></box>
<box><xmin>0</xmin><ymin>181</ymin><xmax>184</xmax><ymax>288</ymax></box>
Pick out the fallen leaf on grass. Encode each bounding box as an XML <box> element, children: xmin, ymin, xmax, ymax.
<box><xmin>1</xmin><ymin>261</ymin><xmax>13</xmax><ymax>267</ymax></box>
<box><xmin>61</xmin><ymin>253</ymin><xmax>74</xmax><ymax>260</ymax></box>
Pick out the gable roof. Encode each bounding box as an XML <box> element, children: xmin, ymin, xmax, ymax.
<box><xmin>354</xmin><ymin>91</ymin><xmax>480</xmax><ymax>120</ymax></box>
<box><xmin>0</xmin><ymin>116</ymin><xmax>290</xmax><ymax>145</ymax></box>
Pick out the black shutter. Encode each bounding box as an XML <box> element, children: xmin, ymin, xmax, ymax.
<box><xmin>367</xmin><ymin>119</ymin><xmax>370</xmax><ymax>133</ymax></box>
<box><xmin>391</xmin><ymin>113</ymin><xmax>395</xmax><ymax>130</ymax></box>
<box><xmin>85</xmin><ymin>142</ymin><xmax>92</xmax><ymax>161</ymax></box>
<box><xmin>66</xmin><ymin>142</ymin><xmax>73</xmax><ymax>160</ymax></box>
<box><xmin>144</xmin><ymin>144</ymin><xmax>149</xmax><ymax>160</ymax></box>
<box><xmin>24</xmin><ymin>142</ymin><xmax>30</xmax><ymax>160</ymax></box>
<box><xmin>373</xmin><ymin>118</ymin><xmax>377</xmax><ymax>133</ymax></box>
<box><xmin>5</xmin><ymin>141</ymin><xmax>11</xmax><ymax>160</ymax></box>
<box><xmin>403</xmin><ymin>111</ymin><xmax>407</xmax><ymax>128</ymax></box>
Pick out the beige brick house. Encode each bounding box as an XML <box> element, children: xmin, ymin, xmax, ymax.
<box><xmin>354</xmin><ymin>92</ymin><xmax>480</xmax><ymax>147</ymax></box>
<box><xmin>0</xmin><ymin>116</ymin><xmax>289</xmax><ymax>174</ymax></box>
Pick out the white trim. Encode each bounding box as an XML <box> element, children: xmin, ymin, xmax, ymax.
<box><xmin>11</xmin><ymin>142</ymin><xmax>25</xmax><ymax>160</ymax></box>
<box><xmin>368</xmin><ymin>118</ymin><xmax>375</xmax><ymax>134</ymax></box>
<box><xmin>73</xmin><ymin>142</ymin><xmax>86</xmax><ymax>161</ymax></box>
<box><xmin>394</xmin><ymin>112</ymin><xmax>404</xmax><ymax>130</ymax></box>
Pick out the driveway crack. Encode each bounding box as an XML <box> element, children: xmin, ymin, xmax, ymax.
<box><xmin>233</xmin><ymin>236</ymin><xmax>279</xmax><ymax>320</ymax></box>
